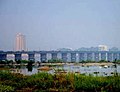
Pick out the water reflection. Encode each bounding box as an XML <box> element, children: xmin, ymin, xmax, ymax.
<box><xmin>0</xmin><ymin>63</ymin><xmax>120</xmax><ymax>76</ymax></box>
<box><xmin>27</xmin><ymin>62</ymin><xmax>34</xmax><ymax>72</ymax></box>
<box><xmin>27</xmin><ymin>65</ymin><xmax>33</xmax><ymax>72</ymax></box>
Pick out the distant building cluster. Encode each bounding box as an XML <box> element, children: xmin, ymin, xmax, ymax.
<box><xmin>12</xmin><ymin>33</ymin><xmax>119</xmax><ymax>51</ymax></box>
<box><xmin>14</xmin><ymin>33</ymin><xmax>119</xmax><ymax>52</ymax></box>
<box><xmin>61</xmin><ymin>45</ymin><xmax>118</xmax><ymax>52</ymax></box>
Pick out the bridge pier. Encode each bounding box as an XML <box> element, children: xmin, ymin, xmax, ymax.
<box><xmin>7</xmin><ymin>54</ymin><xmax>15</xmax><ymax>61</ymax></box>
<box><xmin>28</xmin><ymin>53</ymin><xmax>35</xmax><ymax>61</ymax></box>
<box><xmin>15</xmin><ymin>53</ymin><xmax>21</xmax><ymax>61</ymax></box>
<box><xmin>61</xmin><ymin>53</ymin><xmax>68</xmax><ymax>62</ymax></box>
<box><xmin>107</xmin><ymin>53</ymin><xmax>113</xmax><ymax>61</ymax></box>
<box><xmin>86</xmin><ymin>52</ymin><xmax>93</xmax><ymax>61</ymax></box>
<box><xmin>79</xmin><ymin>53</ymin><xmax>85</xmax><ymax>62</ymax></box>
<box><xmin>0</xmin><ymin>51</ymin><xmax>120</xmax><ymax>62</ymax></box>
<box><xmin>71</xmin><ymin>53</ymin><xmax>76</xmax><ymax>62</ymax></box>
<box><xmin>22</xmin><ymin>54</ymin><xmax>28</xmax><ymax>60</ymax></box>
<box><xmin>94</xmin><ymin>53</ymin><xmax>99</xmax><ymax>62</ymax></box>
<box><xmin>40</xmin><ymin>53</ymin><xmax>47</xmax><ymax>62</ymax></box>
<box><xmin>0</xmin><ymin>53</ymin><xmax>7</xmax><ymax>61</ymax></box>
<box><xmin>51</xmin><ymin>53</ymin><xmax>57</xmax><ymax>60</ymax></box>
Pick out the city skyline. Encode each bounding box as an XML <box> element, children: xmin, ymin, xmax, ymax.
<box><xmin>0</xmin><ymin>0</ymin><xmax>120</xmax><ymax>51</ymax></box>
<box><xmin>1</xmin><ymin>32</ymin><xmax>120</xmax><ymax>51</ymax></box>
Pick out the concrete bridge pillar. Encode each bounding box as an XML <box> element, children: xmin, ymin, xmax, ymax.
<box><xmin>113</xmin><ymin>53</ymin><xmax>118</xmax><ymax>61</ymax></box>
<box><xmin>118</xmin><ymin>53</ymin><xmax>120</xmax><ymax>60</ymax></box>
<box><xmin>7</xmin><ymin>54</ymin><xmax>15</xmax><ymax>61</ymax></box>
<box><xmin>51</xmin><ymin>53</ymin><xmax>57</xmax><ymax>60</ymax></box>
<box><xmin>107</xmin><ymin>53</ymin><xmax>113</xmax><ymax>61</ymax></box>
<box><xmin>15</xmin><ymin>53</ymin><xmax>22</xmax><ymax>61</ymax></box>
<box><xmin>100</xmin><ymin>52</ymin><xmax>107</xmax><ymax>61</ymax></box>
<box><xmin>99</xmin><ymin>53</ymin><xmax>101</xmax><ymax>61</ymax></box>
<box><xmin>28</xmin><ymin>53</ymin><xmax>35</xmax><ymax>61</ymax></box>
<box><xmin>47</xmin><ymin>53</ymin><xmax>52</xmax><ymax>61</ymax></box>
<box><xmin>57</xmin><ymin>53</ymin><xmax>62</xmax><ymax>60</ymax></box>
<box><xmin>79</xmin><ymin>53</ymin><xmax>86</xmax><ymax>62</ymax></box>
<box><xmin>61</xmin><ymin>53</ymin><xmax>68</xmax><ymax>62</ymax></box>
<box><xmin>106</xmin><ymin>52</ymin><xmax>108</xmax><ymax>61</ymax></box>
<box><xmin>66</xmin><ymin>53</ymin><xmax>71</xmax><ymax>62</ymax></box>
<box><xmin>34</xmin><ymin>53</ymin><xmax>40</xmax><ymax>62</ymax></box>
<box><xmin>0</xmin><ymin>53</ymin><xmax>7</xmax><ymax>61</ymax></box>
<box><xmin>71</xmin><ymin>53</ymin><xmax>76</xmax><ymax>62</ymax></box>
<box><xmin>92</xmin><ymin>52</ymin><xmax>95</xmax><ymax>61</ymax></box>
<box><xmin>21</xmin><ymin>53</ymin><xmax>28</xmax><ymax>60</ymax></box>
<box><xmin>40</xmin><ymin>53</ymin><xmax>47</xmax><ymax>62</ymax></box>
<box><xmin>86</xmin><ymin>52</ymin><xmax>93</xmax><ymax>61</ymax></box>
<box><xmin>94</xmin><ymin>53</ymin><xmax>99</xmax><ymax>62</ymax></box>
<box><xmin>76</xmin><ymin>53</ymin><xmax>79</xmax><ymax>62</ymax></box>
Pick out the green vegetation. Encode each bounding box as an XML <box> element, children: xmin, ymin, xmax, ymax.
<box><xmin>0</xmin><ymin>60</ymin><xmax>13</xmax><ymax>64</ymax></box>
<box><xmin>0</xmin><ymin>71</ymin><xmax>120</xmax><ymax>92</ymax></box>
<box><xmin>79</xmin><ymin>60</ymin><xmax>109</xmax><ymax>63</ymax></box>
<box><xmin>113</xmin><ymin>60</ymin><xmax>120</xmax><ymax>64</ymax></box>
<box><xmin>48</xmin><ymin>59</ymin><xmax>63</xmax><ymax>63</ymax></box>
<box><xmin>99</xmin><ymin>60</ymin><xmax>108</xmax><ymax>63</ymax></box>
<box><xmin>80</xmin><ymin>60</ymin><xmax>96</xmax><ymax>63</ymax></box>
<box><xmin>0</xmin><ymin>60</ymin><xmax>35</xmax><ymax>65</ymax></box>
<box><xmin>16</xmin><ymin>60</ymin><xmax>35</xmax><ymax>64</ymax></box>
<box><xmin>1</xmin><ymin>59</ymin><xmax>120</xmax><ymax>64</ymax></box>
<box><xmin>0</xmin><ymin>84</ymin><xmax>14</xmax><ymax>92</ymax></box>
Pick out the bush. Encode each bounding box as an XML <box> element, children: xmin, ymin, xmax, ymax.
<box><xmin>21</xmin><ymin>60</ymin><xmax>30</xmax><ymax>63</ymax></box>
<box><xmin>99</xmin><ymin>60</ymin><xmax>108</xmax><ymax>63</ymax></box>
<box><xmin>0</xmin><ymin>84</ymin><xmax>14</xmax><ymax>92</ymax></box>
<box><xmin>0</xmin><ymin>71</ymin><xmax>120</xmax><ymax>91</ymax></box>
<box><xmin>48</xmin><ymin>59</ymin><xmax>63</xmax><ymax>63</ymax></box>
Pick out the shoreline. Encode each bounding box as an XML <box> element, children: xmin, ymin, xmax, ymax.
<box><xmin>41</xmin><ymin>62</ymin><xmax>115</xmax><ymax>66</ymax></box>
<box><xmin>0</xmin><ymin>62</ymin><xmax>116</xmax><ymax>66</ymax></box>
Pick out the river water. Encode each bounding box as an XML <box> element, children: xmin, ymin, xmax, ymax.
<box><xmin>2</xmin><ymin>63</ymin><xmax>119</xmax><ymax>76</ymax></box>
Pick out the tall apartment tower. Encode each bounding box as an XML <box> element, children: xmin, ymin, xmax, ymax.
<box><xmin>15</xmin><ymin>33</ymin><xmax>26</xmax><ymax>51</ymax></box>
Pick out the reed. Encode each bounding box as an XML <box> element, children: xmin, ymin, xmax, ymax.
<box><xmin>0</xmin><ymin>71</ymin><xmax>120</xmax><ymax>92</ymax></box>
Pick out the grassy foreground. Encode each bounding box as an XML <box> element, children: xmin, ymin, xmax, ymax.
<box><xmin>0</xmin><ymin>71</ymin><xmax>120</xmax><ymax>92</ymax></box>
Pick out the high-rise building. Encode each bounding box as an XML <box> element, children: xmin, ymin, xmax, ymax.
<box><xmin>15</xmin><ymin>33</ymin><xmax>26</xmax><ymax>51</ymax></box>
<box><xmin>98</xmin><ymin>45</ymin><xmax>108</xmax><ymax>51</ymax></box>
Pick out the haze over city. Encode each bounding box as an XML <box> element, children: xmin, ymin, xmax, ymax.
<box><xmin>0</xmin><ymin>0</ymin><xmax>120</xmax><ymax>51</ymax></box>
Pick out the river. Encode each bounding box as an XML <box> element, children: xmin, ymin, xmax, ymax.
<box><xmin>1</xmin><ymin>63</ymin><xmax>119</xmax><ymax>76</ymax></box>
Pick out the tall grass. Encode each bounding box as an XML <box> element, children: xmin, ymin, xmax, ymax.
<box><xmin>0</xmin><ymin>71</ymin><xmax>120</xmax><ymax>92</ymax></box>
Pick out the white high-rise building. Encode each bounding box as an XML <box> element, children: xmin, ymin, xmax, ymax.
<box><xmin>98</xmin><ymin>45</ymin><xmax>108</xmax><ymax>51</ymax></box>
<box><xmin>15</xmin><ymin>33</ymin><xmax>26</xmax><ymax>51</ymax></box>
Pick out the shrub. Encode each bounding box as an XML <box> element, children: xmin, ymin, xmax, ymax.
<box><xmin>0</xmin><ymin>84</ymin><xmax>14</xmax><ymax>92</ymax></box>
<box><xmin>0</xmin><ymin>71</ymin><xmax>120</xmax><ymax>91</ymax></box>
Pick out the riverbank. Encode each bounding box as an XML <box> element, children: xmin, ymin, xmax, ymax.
<box><xmin>77</xmin><ymin>62</ymin><xmax>115</xmax><ymax>66</ymax></box>
<box><xmin>40</xmin><ymin>62</ymin><xmax>115</xmax><ymax>66</ymax></box>
<box><xmin>0</xmin><ymin>62</ymin><xmax>116</xmax><ymax>66</ymax></box>
<box><xmin>0</xmin><ymin>62</ymin><xmax>116</xmax><ymax>68</ymax></box>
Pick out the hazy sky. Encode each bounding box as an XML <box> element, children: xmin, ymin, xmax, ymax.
<box><xmin>0</xmin><ymin>0</ymin><xmax>120</xmax><ymax>51</ymax></box>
